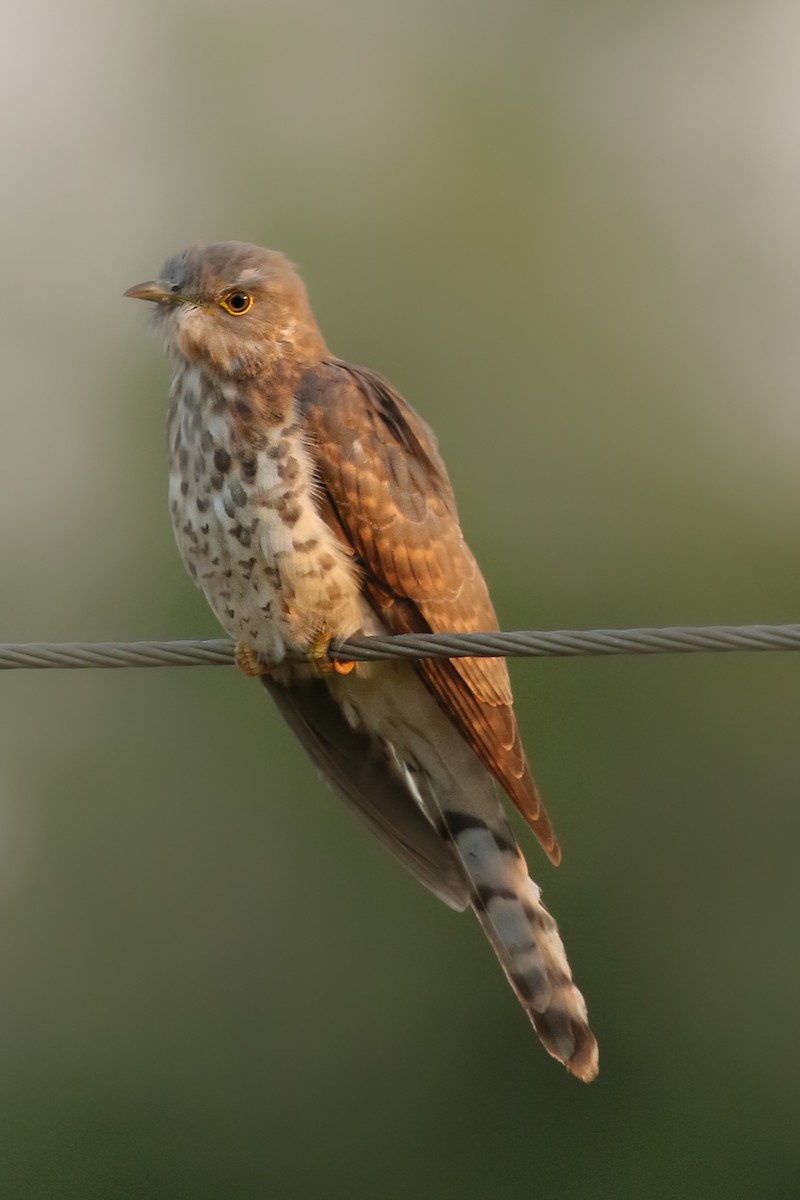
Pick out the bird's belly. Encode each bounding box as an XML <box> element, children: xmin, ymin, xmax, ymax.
<box><xmin>169</xmin><ymin>415</ymin><xmax>364</xmax><ymax>663</ymax></box>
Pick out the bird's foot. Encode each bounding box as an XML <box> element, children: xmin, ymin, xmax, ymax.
<box><xmin>308</xmin><ymin>627</ymin><xmax>356</xmax><ymax>676</ymax></box>
<box><xmin>234</xmin><ymin>640</ymin><xmax>274</xmax><ymax>678</ymax></box>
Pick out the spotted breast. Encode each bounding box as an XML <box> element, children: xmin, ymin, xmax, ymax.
<box><xmin>167</xmin><ymin>361</ymin><xmax>365</xmax><ymax>666</ymax></box>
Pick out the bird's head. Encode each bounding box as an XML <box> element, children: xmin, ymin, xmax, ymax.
<box><xmin>125</xmin><ymin>241</ymin><xmax>328</xmax><ymax>379</ymax></box>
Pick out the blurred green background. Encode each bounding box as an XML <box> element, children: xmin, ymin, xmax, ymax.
<box><xmin>1</xmin><ymin>1</ymin><xmax>798</xmax><ymax>1196</ymax></box>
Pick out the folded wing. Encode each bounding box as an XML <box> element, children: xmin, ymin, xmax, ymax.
<box><xmin>299</xmin><ymin>359</ymin><xmax>560</xmax><ymax>864</ymax></box>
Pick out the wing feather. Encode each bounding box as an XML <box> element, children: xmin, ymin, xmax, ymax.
<box><xmin>261</xmin><ymin>676</ymin><xmax>470</xmax><ymax>909</ymax></box>
<box><xmin>299</xmin><ymin>359</ymin><xmax>561</xmax><ymax>864</ymax></box>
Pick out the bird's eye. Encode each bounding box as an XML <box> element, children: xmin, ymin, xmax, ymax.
<box><xmin>219</xmin><ymin>290</ymin><xmax>253</xmax><ymax>315</ymax></box>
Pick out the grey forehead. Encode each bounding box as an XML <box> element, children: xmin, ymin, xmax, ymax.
<box><xmin>159</xmin><ymin>241</ymin><xmax>288</xmax><ymax>294</ymax></box>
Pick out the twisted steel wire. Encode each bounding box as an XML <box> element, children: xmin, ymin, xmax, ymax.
<box><xmin>1</xmin><ymin>624</ymin><xmax>799</xmax><ymax>670</ymax></box>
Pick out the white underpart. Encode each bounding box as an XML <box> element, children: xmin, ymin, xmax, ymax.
<box><xmin>329</xmin><ymin>655</ymin><xmax>495</xmax><ymax>819</ymax></box>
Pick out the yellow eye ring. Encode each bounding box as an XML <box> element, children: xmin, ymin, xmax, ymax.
<box><xmin>219</xmin><ymin>290</ymin><xmax>253</xmax><ymax>316</ymax></box>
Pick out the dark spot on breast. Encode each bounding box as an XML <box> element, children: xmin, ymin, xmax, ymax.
<box><xmin>214</xmin><ymin>448</ymin><xmax>231</xmax><ymax>474</ymax></box>
<box><xmin>210</xmin><ymin>473</ymin><xmax>224</xmax><ymax>490</ymax></box>
<box><xmin>277</xmin><ymin>456</ymin><xmax>300</xmax><ymax>485</ymax></box>
<box><xmin>230</xmin><ymin>481</ymin><xmax>247</xmax><ymax>507</ymax></box>
<box><xmin>178</xmin><ymin>448</ymin><xmax>189</xmax><ymax>470</ymax></box>
<box><xmin>318</xmin><ymin>553</ymin><xmax>337</xmax><ymax>574</ymax></box>
<box><xmin>275</xmin><ymin>496</ymin><xmax>301</xmax><ymax>526</ymax></box>
<box><xmin>196</xmin><ymin>497</ymin><xmax>209</xmax><ymax>513</ymax></box>
<box><xmin>241</xmin><ymin>458</ymin><xmax>257</xmax><ymax>481</ymax></box>
<box><xmin>180</xmin><ymin>479</ymin><xmax>189</xmax><ymax>496</ymax></box>
<box><xmin>180</xmin><ymin>383</ymin><xmax>199</xmax><ymax>411</ymax></box>
<box><xmin>235</xmin><ymin>399</ymin><xmax>251</xmax><ymax>420</ymax></box>
<box><xmin>230</xmin><ymin>524</ymin><xmax>252</xmax><ymax>547</ymax></box>
<box><xmin>200</xmin><ymin>430</ymin><xmax>214</xmax><ymax>452</ymax></box>
<box><xmin>223</xmin><ymin>495</ymin><xmax>236</xmax><ymax>519</ymax></box>
<box><xmin>292</xmin><ymin>536</ymin><xmax>319</xmax><ymax>553</ymax></box>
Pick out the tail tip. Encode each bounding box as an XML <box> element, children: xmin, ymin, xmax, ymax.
<box><xmin>565</xmin><ymin>1032</ymin><xmax>599</xmax><ymax>1083</ymax></box>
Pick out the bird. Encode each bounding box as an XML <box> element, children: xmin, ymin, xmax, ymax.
<box><xmin>125</xmin><ymin>240</ymin><xmax>598</xmax><ymax>1081</ymax></box>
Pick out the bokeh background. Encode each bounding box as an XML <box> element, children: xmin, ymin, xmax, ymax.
<box><xmin>1</xmin><ymin>2</ymin><xmax>799</xmax><ymax>1196</ymax></box>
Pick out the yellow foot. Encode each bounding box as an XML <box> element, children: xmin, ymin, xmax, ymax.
<box><xmin>308</xmin><ymin>628</ymin><xmax>356</xmax><ymax>676</ymax></box>
<box><xmin>234</xmin><ymin>640</ymin><xmax>274</xmax><ymax>678</ymax></box>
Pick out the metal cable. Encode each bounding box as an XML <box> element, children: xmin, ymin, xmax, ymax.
<box><xmin>1</xmin><ymin>624</ymin><xmax>800</xmax><ymax>670</ymax></box>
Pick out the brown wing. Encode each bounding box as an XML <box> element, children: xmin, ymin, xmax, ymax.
<box><xmin>299</xmin><ymin>359</ymin><xmax>561</xmax><ymax>865</ymax></box>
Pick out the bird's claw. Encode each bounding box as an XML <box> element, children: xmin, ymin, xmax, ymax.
<box><xmin>308</xmin><ymin>628</ymin><xmax>356</xmax><ymax>676</ymax></box>
<box><xmin>234</xmin><ymin>640</ymin><xmax>274</xmax><ymax>678</ymax></box>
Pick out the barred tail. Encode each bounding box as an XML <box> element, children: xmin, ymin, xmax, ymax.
<box><xmin>432</xmin><ymin>797</ymin><xmax>598</xmax><ymax>1082</ymax></box>
<box><xmin>301</xmin><ymin>663</ymin><xmax>598</xmax><ymax>1079</ymax></box>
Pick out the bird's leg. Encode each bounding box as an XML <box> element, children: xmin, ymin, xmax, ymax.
<box><xmin>234</xmin><ymin>640</ymin><xmax>274</xmax><ymax>678</ymax></box>
<box><xmin>308</xmin><ymin>626</ymin><xmax>356</xmax><ymax>676</ymax></box>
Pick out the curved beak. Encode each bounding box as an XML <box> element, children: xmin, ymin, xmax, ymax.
<box><xmin>124</xmin><ymin>281</ymin><xmax>173</xmax><ymax>303</ymax></box>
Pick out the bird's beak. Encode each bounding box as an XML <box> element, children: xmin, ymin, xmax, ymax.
<box><xmin>124</xmin><ymin>281</ymin><xmax>174</xmax><ymax>303</ymax></box>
